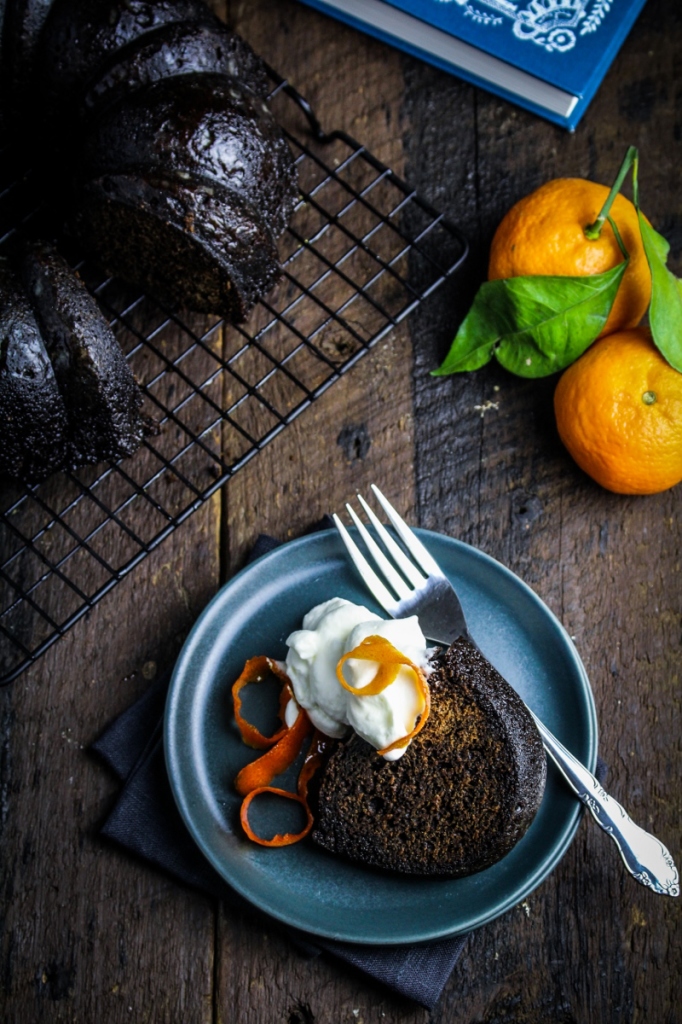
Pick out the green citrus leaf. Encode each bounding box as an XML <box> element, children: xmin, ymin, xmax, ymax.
<box><xmin>430</xmin><ymin>281</ymin><xmax>504</xmax><ymax>374</ymax></box>
<box><xmin>432</xmin><ymin>261</ymin><xmax>628</xmax><ymax>379</ymax></box>
<box><xmin>638</xmin><ymin>212</ymin><xmax>682</xmax><ymax>372</ymax></box>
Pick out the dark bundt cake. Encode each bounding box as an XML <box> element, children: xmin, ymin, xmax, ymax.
<box><xmin>19</xmin><ymin>241</ymin><xmax>144</xmax><ymax>467</ymax></box>
<box><xmin>4</xmin><ymin>0</ymin><xmax>298</xmax><ymax>322</ymax></box>
<box><xmin>311</xmin><ymin>637</ymin><xmax>547</xmax><ymax>877</ymax></box>
<box><xmin>0</xmin><ymin>0</ymin><xmax>299</xmax><ymax>479</ymax></box>
<box><xmin>0</xmin><ymin>243</ymin><xmax>145</xmax><ymax>479</ymax></box>
<box><xmin>38</xmin><ymin>0</ymin><xmax>299</xmax><ymax>321</ymax></box>
<box><xmin>0</xmin><ymin>259</ymin><xmax>70</xmax><ymax>480</ymax></box>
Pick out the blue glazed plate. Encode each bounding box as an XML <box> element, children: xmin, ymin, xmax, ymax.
<box><xmin>164</xmin><ymin>528</ymin><xmax>597</xmax><ymax>945</ymax></box>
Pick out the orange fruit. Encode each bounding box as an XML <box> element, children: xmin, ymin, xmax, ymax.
<box><xmin>489</xmin><ymin>178</ymin><xmax>651</xmax><ymax>338</ymax></box>
<box><xmin>554</xmin><ymin>328</ymin><xmax>682</xmax><ymax>495</ymax></box>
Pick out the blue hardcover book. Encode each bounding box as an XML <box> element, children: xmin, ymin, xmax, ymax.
<box><xmin>294</xmin><ymin>0</ymin><xmax>649</xmax><ymax>129</ymax></box>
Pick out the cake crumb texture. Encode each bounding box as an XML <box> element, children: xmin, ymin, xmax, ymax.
<box><xmin>312</xmin><ymin>637</ymin><xmax>547</xmax><ymax>877</ymax></box>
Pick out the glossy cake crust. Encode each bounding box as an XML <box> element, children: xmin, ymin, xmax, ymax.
<box><xmin>77</xmin><ymin>72</ymin><xmax>297</xmax><ymax>238</ymax></box>
<box><xmin>80</xmin><ymin>20</ymin><xmax>270</xmax><ymax>123</ymax></box>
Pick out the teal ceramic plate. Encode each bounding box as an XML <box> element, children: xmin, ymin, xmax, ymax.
<box><xmin>164</xmin><ymin>529</ymin><xmax>597</xmax><ymax>945</ymax></box>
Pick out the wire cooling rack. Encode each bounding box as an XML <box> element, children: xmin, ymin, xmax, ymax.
<box><xmin>0</xmin><ymin>73</ymin><xmax>468</xmax><ymax>685</ymax></box>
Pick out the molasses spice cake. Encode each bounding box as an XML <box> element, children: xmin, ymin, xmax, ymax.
<box><xmin>311</xmin><ymin>637</ymin><xmax>547</xmax><ymax>877</ymax></box>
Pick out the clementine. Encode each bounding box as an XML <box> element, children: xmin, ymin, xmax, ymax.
<box><xmin>489</xmin><ymin>178</ymin><xmax>651</xmax><ymax>338</ymax></box>
<box><xmin>554</xmin><ymin>327</ymin><xmax>682</xmax><ymax>495</ymax></box>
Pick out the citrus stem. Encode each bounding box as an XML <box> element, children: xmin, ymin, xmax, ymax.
<box><xmin>584</xmin><ymin>146</ymin><xmax>638</xmax><ymax>240</ymax></box>
<box><xmin>631</xmin><ymin>150</ymin><xmax>640</xmax><ymax>209</ymax></box>
<box><xmin>606</xmin><ymin>215</ymin><xmax>629</xmax><ymax>261</ymax></box>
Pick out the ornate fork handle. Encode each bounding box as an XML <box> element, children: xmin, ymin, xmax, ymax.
<box><xmin>531</xmin><ymin>712</ymin><xmax>679</xmax><ymax>897</ymax></box>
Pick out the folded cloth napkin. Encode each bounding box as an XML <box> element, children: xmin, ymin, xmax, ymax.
<box><xmin>91</xmin><ymin>526</ymin><xmax>605</xmax><ymax>1011</ymax></box>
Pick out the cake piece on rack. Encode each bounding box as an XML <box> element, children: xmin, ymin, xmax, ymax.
<box><xmin>72</xmin><ymin>174</ymin><xmax>282</xmax><ymax>323</ymax></box>
<box><xmin>19</xmin><ymin>241</ymin><xmax>145</xmax><ymax>468</ymax></box>
<box><xmin>0</xmin><ymin>259</ymin><xmax>70</xmax><ymax>481</ymax></box>
<box><xmin>71</xmin><ymin>70</ymin><xmax>297</xmax><ymax>320</ymax></box>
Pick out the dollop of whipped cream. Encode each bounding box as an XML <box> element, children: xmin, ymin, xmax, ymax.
<box><xmin>284</xmin><ymin>597</ymin><xmax>429</xmax><ymax>760</ymax></box>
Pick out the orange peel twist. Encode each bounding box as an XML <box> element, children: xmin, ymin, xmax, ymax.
<box><xmin>335</xmin><ymin>634</ymin><xmax>430</xmax><ymax>755</ymax></box>
<box><xmin>233</xmin><ymin>658</ymin><xmax>334</xmax><ymax>848</ymax></box>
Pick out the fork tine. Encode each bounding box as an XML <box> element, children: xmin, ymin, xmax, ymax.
<box><xmin>371</xmin><ymin>485</ymin><xmax>445</xmax><ymax>578</ymax></box>
<box><xmin>345</xmin><ymin>504</ymin><xmax>411</xmax><ymax>600</ymax></box>
<box><xmin>332</xmin><ymin>514</ymin><xmax>395</xmax><ymax>613</ymax></box>
<box><xmin>356</xmin><ymin>494</ymin><xmax>426</xmax><ymax>589</ymax></box>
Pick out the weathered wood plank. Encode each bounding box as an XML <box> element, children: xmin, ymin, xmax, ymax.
<box><xmin>407</xmin><ymin>0</ymin><xmax>682</xmax><ymax>1021</ymax></box>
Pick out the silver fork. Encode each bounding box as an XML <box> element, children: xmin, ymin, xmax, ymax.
<box><xmin>333</xmin><ymin>485</ymin><xmax>679</xmax><ymax>898</ymax></box>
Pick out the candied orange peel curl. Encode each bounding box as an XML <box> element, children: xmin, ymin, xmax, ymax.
<box><xmin>238</xmin><ymin>729</ymin><xmax>335</xmax><ymax>848</ymax></box>
<box><xmin>336</xmin><ymin>634</ymin><xmax>430</xmax><ymax>755</ymax></box>
<box><xmin>239</xmin><ymin>787</ymin><xmax>314</xmax><ymax>848</ymax></box>
<box><xmin>234</xmin><ymin>702</ymin><xmax>312</xmax><ymax>797</ymax></box>
<box><xmin>231</xmin><ymin>655</ymin><xmax>293</xmax><ymax>750</ymax></box>
<box><xmin>232</xmin><ymin>657</ymin><xmax>334</xmax><ymax>848</ymax></box>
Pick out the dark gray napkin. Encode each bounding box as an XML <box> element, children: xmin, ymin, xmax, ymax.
<box><xmin>91</xmin><ymin>527</ymin><xmax>468</xmax><ymax>1010</ymax></box>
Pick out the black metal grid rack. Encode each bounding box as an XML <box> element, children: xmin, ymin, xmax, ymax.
<box><xmin>0</xmin><ymin>74</ymin><xmax>468</xmax><ymax>685</ymax></box>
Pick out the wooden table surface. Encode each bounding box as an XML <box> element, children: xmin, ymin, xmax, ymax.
<box><xmin>1</xmin><ymin>0</ymin><xmax>681</xmax><ymax>1020</ymax></box>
